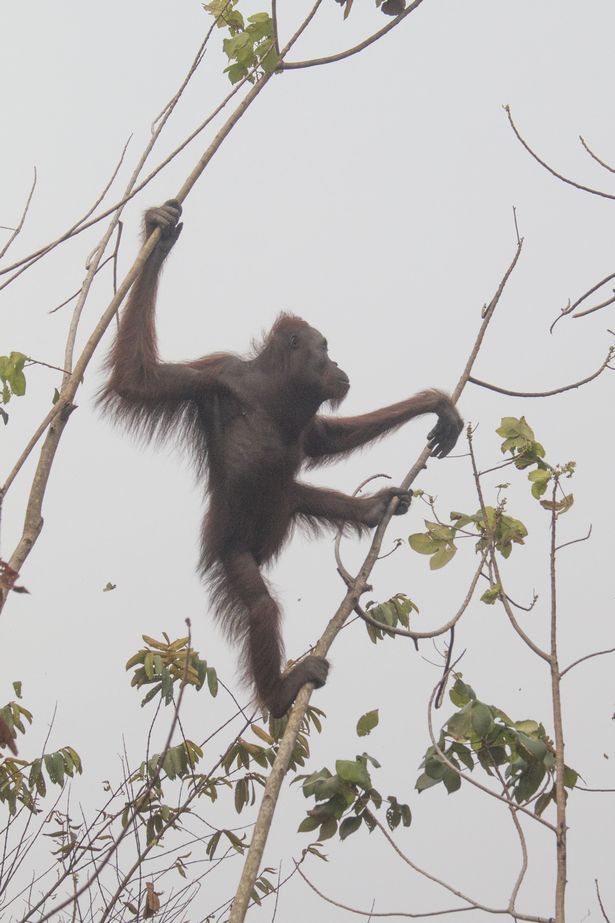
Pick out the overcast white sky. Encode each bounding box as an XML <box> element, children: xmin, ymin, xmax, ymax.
<box><xmin>2</xmin><ymin>1</ymin><xmax>615</xmax><ymax>920</ymax></box>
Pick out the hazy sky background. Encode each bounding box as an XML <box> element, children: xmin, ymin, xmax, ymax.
<box><xmin>2</xmin><ymin>1</ymin><xmax>615</xmax><ymax>919</ymax></box>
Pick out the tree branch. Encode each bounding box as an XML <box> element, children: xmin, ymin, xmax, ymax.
<box><xmin>229</xmin><ymin>237</ymin><xmax>525</xmax><ymax>920</ymax></box>
<box><xmin>468</xmin><ymin>346</ymin><xmax>614</xmax><ymax>397</ymax></box>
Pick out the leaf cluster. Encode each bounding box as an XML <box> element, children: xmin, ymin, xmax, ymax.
<box><xmin>1</xmin><ymin>745</ymin><xmax>82</xmax><ymax>816</ymax></box>
<box><xmin>0</xmin><ymin>685</ymin><xmax>83</xmax><ymax>815</ymax></box>
<box><xmin>203</xmin><ymin>1</ymin><xmax>277</xmax><ymax>84</ymax></box>
<box><xmin>0</xmin><ymin>351</ymin><xmax>27</xmax><ymax>423</ymax></box>
<box><xmin>297</xmin><ymin>752</ymin><xmax>411</xmax><ymax>843</ymax></box>
<box><xmin>409</xmin><ymin>504</ymin><xmax>528</xmax><ymax>570</ymax></box>
<box><xmin>126</xmin><ymin>634</ymin><xmax>216</xmax><ymax>707</ymax></box>
<box><xmin>417</xmin><ymin>678</ymin><xmax>578</xmax><ymax>815</ymax></box>
<box><xmin>497</xmin><ymin>416</ymin><xmax>575</xmax><ymax>508</ymax></box>
<box><xmin>364</xmin><ymin>594</ymin><xmax>418</xmax><ymax>642</ymax></box>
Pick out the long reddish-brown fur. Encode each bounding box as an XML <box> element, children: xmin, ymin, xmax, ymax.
<box><xmin>99</xmin><ymin>201</ymin><xmax>463</xmax><ymax>716</ymax></box>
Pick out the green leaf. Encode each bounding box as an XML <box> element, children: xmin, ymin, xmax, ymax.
<box><xmin>335</xmin><ymin>759</ymin><xmax>371</xmax><ymax>790</ymax></box>
<box><xmin>415</xmin><ymin>772</ymin><xmax>440</xmax><ymax>793</ymax></box>
<box><xmin>442</xmin><ymin>768</ymin><xmax>461</xmax><ymax>793</ymax></box>
<box><xmin>480</xmin><ymin>584</ymin><xmax>501</xmax><ymax>605</ymax></box>
<box><xmin>225</xmin><ymin>62</ymin><xmax>249</xmax><ymax>84</ymax></box>
<box><xmin>563</xmin><ymin>766</ymin><xmax>578</xmax><ymax>789</ymax></box>
<box><xmin>408</xmin><ymin>533</ymin><xmax>438</xmax><ymax>554</ymax></box>
<box><xmin>339</xmin><ymin>815</ymin><xmax>362</xmax><ymax>840</ymax></box>
<box><xmin>451</xmin><ymin>742</ymin><xmax>474</xmax><ymax>771</ymax></box>
<box><xmin>298</xmin><ymin>815</ymin><xmax>321</xmax><ymax>833</ymax></box>
<box><xmin>424</xmin><ymin>756</ymin><xmax>446</xmax><ymax>780</ymax></box>
<box><xmin>497</xmin><ymin>416</ymin><xmax>536</xmax><ymax>444</ymax></box>
<box><xmin>534</xmin><ymin>789</ymin><xmax>554</xmax><ymax>817</ymax></box>
<box><xmin>425</xmin><ymin>520</ymin><xmax>455</xmax><ymax>541</ymax></box>
<box><xmin>517</xmin><ymin>734</ymin><xmax>547</xmax><ymax>761</ymax></box>
<box><xmin>471</xmin><ymin>703</ymin><xmax>494</xmax><ymax>738</ymax></box>
<box><xmin>356</xmin><ymin>709</ymin><xmax>379</xmax><ymax>737</ymax></box>
<box><xmin>447</xmin><ymin>706</ymin><xmax>473</xmax><ymax>740</ymax></box>
<box><xmin>11</xmin><ymin>371</ymin><xmax>26</xmax><ymax>396</ymax></box>
<box><xmin>449</xmin><ymin>679</ymin><xmax>475</xmax><ymax>707</ymax></box>
<box><xmin>319</xmin><ymin>816</ymin><xmax>338</xmax><ymax>841</ymax></box>
<box><xmin>528</xmin><ymin>468</ymin><xmax>551</xmax><ymax>499</ymax></box>
<box><xmin>44</xmin><ymin>752</ymin><xmax>65</xmax><ymax>787</ymax></box>
<box><xmin>207</xmin><ymin>667</ymin><xmax>219</xmax><ymax>697</ymax></box>
<box><xmin>430</xmin><ymin>543</ymin><xmax>456</xmax><ymax>569</ymax></box>
<box><xmin>259</xmin><ymin>44</ymin><xmax>280</xmax><ymax>74</ymax></box>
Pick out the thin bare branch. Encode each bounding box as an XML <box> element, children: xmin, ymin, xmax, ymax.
<box><xmin>469</xmin><ymin>347</ymin><xmax>614</xmax><ymax>397</ymax></box>
<box><xmin>334</xmin><ymin>473</ymin><xmax>391</xmax><ymax>583</ymax></box>
<box><xmin>577</xmin><ymin>785</ymin><xmax>615</xmax><ymax>793</ymax></box>
<box><xmin>283</xmin><ymin>0</ymin><xmax>426</xmax><ymax>70</ymax></box>
<box><xmin>0</xmin><ymin>168</ymin><xmax>37</xmax><ymax>260</ymax></box>
<box><xmin>48</xmin><ymin>255</ymin><xmax>114</xmax><ymax>314</ymax></box>
<box><xmin>0</xmin><ymin>137</ymin><xmax>132</xmax><ymax>291</ymax></box>
<box><xmin>580</xmin><ymin>136</ymin><xmax>615</xmax><ymax>174</ymax></box>
<box><xmin>0</xmin><ymin>19</ymin><xmax>256</xmax><ymax>519</ymax></box>
<box><xmin>491</xmin><ymin>763</ymin><xmax>529</xmax><ymax>913</ymax></box>
<box><xmin>512</xmin><ymin>205</ymin><xmax>521</xmax><ymax>245</ymax></box>
<box><xmin>370</xmin><ymin>809</ymin><xmax>552</xmax><ymax>922</ymax></box>
<box><xmin>554</xmin><ymin>524</ymin><xmax>592</xmax><ymax>553</ymax></box>
<box><xmin>25</xmin><ymin>623</ymin><xmax>196</xmax><ymax>923</ymax></box>
<box><xmin>560</xmin><ymin>646</ymin><xmax>615</xmax><ymax>679</ymax></box>
<box><xmin>505</xmin><ymin>105</ymin><xmax>615</xmax><ymax>201</ymax></box>
<box><xmin>358</xmin><ymin>550</ymin><xmax>486</xmax><ymax>640</ymax></box>
<box><xmin>595</xmin><ymin>880</ymin><xmax>613</xmax><ymax>923</ymax></box>
<box><xmin>296</xmin><ymin>863</ymin><xmax>474</xmax><ymax>918</ymax></box>
<box><xmin>0</xmin><ymin>19</ymin><xmax>219</xmax><ymax>287</ymax></box>
<box><xmin>551</xmin><ymin>270</ymin><xmax>615</xmax><ymax>332</ymax></box>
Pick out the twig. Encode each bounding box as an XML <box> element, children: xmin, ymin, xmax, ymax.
<box><xmin>577</xmin><ymin>786</ymin><xmax>615</xmax><ymax>794</ymax></box>
<box><xmin>0</xmin><ymin>138</ymin><xmax>131</xmax><ymax>291</ymax></box>
<box><xmin>554</xmin><ymin>524</ymin><xmax>592</xmax><ymax>553</ymax></box>
<box><xmin>580</xmin><ymin>136</ymin><xmax>615</xmax><ymax>174</ymax></box>
<box><xmin>491</xmin><ymin>762</ymin><xmax>529</xmax><ymax>914</ymax></box>
<box><xmin>283</xmin><ymin>0</ymin><xmax>426</xmax><ymax>70</ymax></box>
<box><xmin>574</xmin><ymin>292</ymin><xmax>615</xmax><ymax>319</ymax></box>
<box><xmin>505</xmin><ymin>105</ymin><xmax>615</xmax><ymax>201</ymax></box>
<box><xmin>24</xmin><ymin>358</ymin><xmax>70</xmax><ymax>376</ymax></box>
<box><xmin>550</xmin><ymin>271</ymin><xmax>615</xmax><ymax>332</ymax></box>
<box><xmin>369</xmin><ymin>809</ymin><xmax>551</xmax><ymax>922</ymax></box>
<box><xmin>0</xmin><ymin>23</ymin><xmax>266</xmax><ymax>290</ymax></box>
<box><xmin>468</xmin><ymin>346</ymin><xmax>614</xmax><ymax>396</ymax></box>
<box><xmin>357</xmin><ymin>551</ymin><xmax>486</xmax><ymax>640</ymax></box>
<box><xmin>0</xmin><ymin>31</ymin><xmax>291</xmax><ymax>598</ymax></box>
<box><xmin>433</xmin><ymin>628</ymin><xmax>454</xmax><ymax>709</ymax></box>
<box><xmin>595</xmin><ymin>879</ymin><xmax>612</xmax><ymax>923</ymax></box>
<box><xmin>334</xmin><ymin>473</ymin><xmax>391</xmax><ymax>584</ymax></box>
<box><xmin>512</xmin><ymin>205</ymin><xmax>520</xmax><ymax>245</ymax></box>
<box><xmin>25</xmin><ymin>621</ymin><xmax>195</xmax><ymax>923</ymax></box>
<box><xmin>0</xmin><ymin>169</ymin><xmax>37</xmax><ymax>260</ymax></box>
<box><xmin>295</xmin><ymin>862</ymin><xmax>474</xmax><ymax>918</ymax></box>
<box><xmin>48</xmin><ymin>256</ymin><xmax>114</xmax><ymax>314</ymax></box>
<box><xmin>479</xmin><ymin>572</ymin><xmax>538</xmax><ymax>613</ymax></box>
<box><xmin>560</xmin><ymin>646</ymin><xmax>615</xmax><ymax>679</ymax></box>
